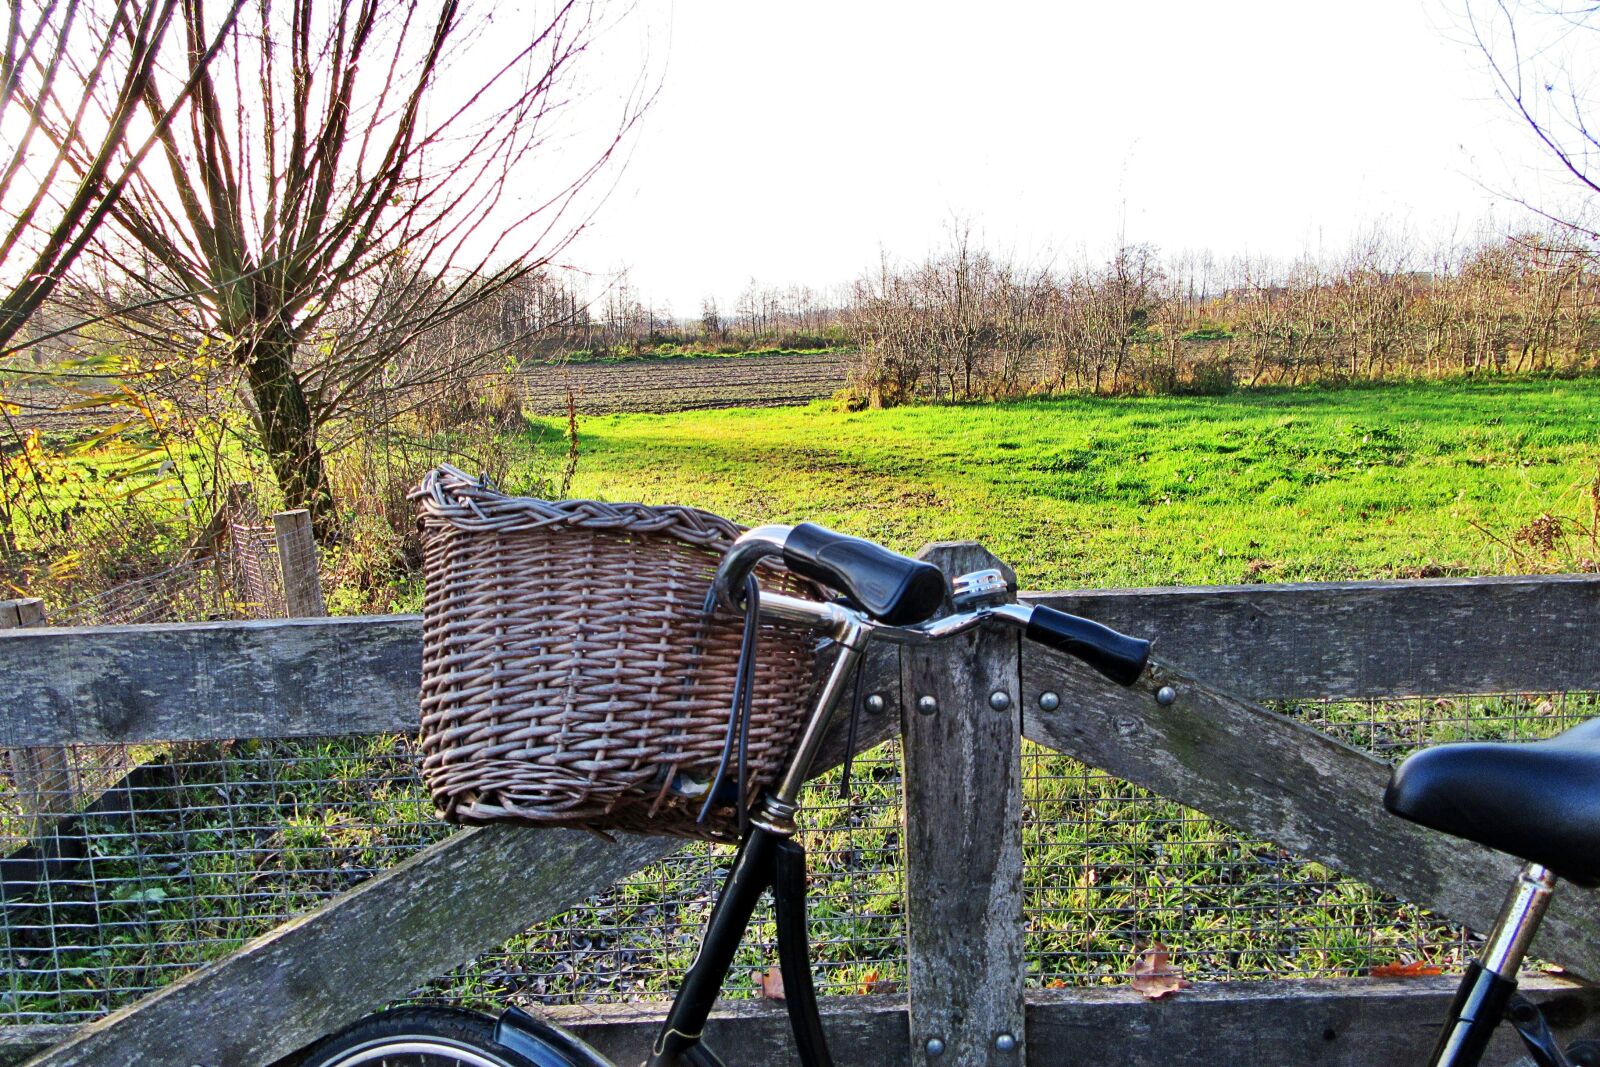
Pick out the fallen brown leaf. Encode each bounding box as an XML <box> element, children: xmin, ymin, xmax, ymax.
<box><xmin>1130</xmin><ymin>942</ymin><xmax>1190</xmax><ymax>1000</ymax></box>
<box><xmin>757</xmin><ymin>965</ymin><xmax>785</xmax><ymax>1001</ymax></box>
<box><xmin>857</xmin><ymin>969</ymin><xmax>898</xmax><ymax>995</ymax></box>
<box><xmin>1369</xmin><ymin>959</ymin><xmax>1444</xmax><ymax>978</ymax></box>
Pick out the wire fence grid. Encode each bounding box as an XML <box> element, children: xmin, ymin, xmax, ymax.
<box><xmin>0</xmin><ymin>490</ymin><xmax>291</xmax><ymax>851</ymax></box>
<box><xmin>2</xmin><ymin>508</ymin><xmax>1592</xmax><ymax>1028</ymax></box>
<box><xmin>222</xmin><ymin>490</ymin><xmax>289</xmax><ymax>620</ymax></box>
<box><xmin>4</xmin><ymin>689</ymin><xmax>1595</xmax><ymax>1028</ymax></box>
<box><xmin>49</xmin><ymin>556</ymin><xmax>237</xmax><ymax>628</ymax></box>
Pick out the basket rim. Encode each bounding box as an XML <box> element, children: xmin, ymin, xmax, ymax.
<box><xmin>412</xmin><ymin>463</ymin><xmax>746</xmax><ymax>549</ymax></box>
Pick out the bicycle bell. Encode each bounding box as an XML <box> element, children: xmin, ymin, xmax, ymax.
<box><xmin>950</xmin><ymin>567</ymin><xmax>1011</xmax><ymax>609</ymax></box>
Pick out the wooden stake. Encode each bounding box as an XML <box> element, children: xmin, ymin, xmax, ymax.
<box><xmin>2</xmin><ymin>598</ymin><xmax>74</xmax><ymax>838</ymax></box>
<box><xmin>272</xmin><ymin>509</ymin><xmax>326</xmax><ymax>618</ymax></box>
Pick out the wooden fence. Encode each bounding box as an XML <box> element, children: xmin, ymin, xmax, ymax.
<box><xmin>2</xmin><ymin>545</ymin><xmax>1599</xmax><ymax>1066</ymax></box>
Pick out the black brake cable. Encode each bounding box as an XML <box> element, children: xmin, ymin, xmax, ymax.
<box><xmin>733</xmin><ymin>571</ymin><xmax>760</xmax><ymax>836</ymax></box>
<box><xmin>838</xmin><ymin>651</ymin><xmax>867</xmax><ymax>801</ymax></box>
<box><xmin>698</xmin><ymin>571</ymin><xmax>762</xmax><ymax>833</ymax></box>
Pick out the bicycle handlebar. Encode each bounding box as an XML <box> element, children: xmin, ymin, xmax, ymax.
<box><xmin>1025</xmin><ymin>605</ymin><xmax>1150</xmax><ymax>686</ymax></box>
<box><xmin>782</xmin><ymin>522</ymin><xmax>947</xmax><ymax>625</ymax></box>
<box><xmin>715</xmin><ymin>525</ymin><xmax>1151</xmax><ymax>688</ymax></box>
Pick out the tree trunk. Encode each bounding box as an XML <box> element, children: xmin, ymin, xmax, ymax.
<box><xmin>236</xmin><ymin>330</ymin><xmax>336</xmax><ymax>541</ymax></box>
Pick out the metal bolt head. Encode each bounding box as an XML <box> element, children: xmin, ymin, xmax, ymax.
<box><xmin>1038</xmin><ymin>691</ymin><xmax>1060</xmax><ymax>711</ymax></box>
<box><xmin>995</xmin><ymin>1032</ymin><xmax>1018</xmax><ymax>1052</ymax></box>
<box><xmin>916</xmin><ymin>694</ymin><xmax>938</xmax><ymax>715</ymax></box>
<box><xmin>1156</xmin><ymin>685</ymin><xmax>1177</xmax><ymax>706</ymax></box>
<box><xmin>864</xmin><ymin>692</ymin><xmax>886</xmax><ymax>714</ymax></box>
<box><xmin>925</xmin><ymin>1036</ymin><xmax>946</xmax><ymax>1057</ymax></box>
<box><xmin>989</xmin><ymin>690</ymin><xmax>1012</xmax><ymax>711</ymax></box>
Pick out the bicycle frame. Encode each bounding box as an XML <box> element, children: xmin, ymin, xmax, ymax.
<box><xmin>645</xmin><ymin>581</ymin><xmax>868</xmax><ymax>1067</ymax></box>
<box><xmin>640</xmin><ymin>534</ymin><xmax>1024</xmax><ymax>1067</ymax></box>
<box><xmin>639</xmin><ymin>526</ymin><xmax>1581</xmax><ymax>1067</ymax></box>
<box><xmin>643</xmin><ymin>528</ymin><xmax>1147</xmax><ymax>1067</ymax></box>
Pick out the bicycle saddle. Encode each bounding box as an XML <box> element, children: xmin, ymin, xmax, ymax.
<box><xmin>1385</xmin><ymin>717</ymin><xmax>1600</xmax><ymax>886</ymax></box>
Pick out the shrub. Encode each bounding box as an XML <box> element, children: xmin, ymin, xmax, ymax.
<box><xmin>1182</xmin><ymin>358</ymin><xmax>1237</xmax><ymax>396</ymax></box>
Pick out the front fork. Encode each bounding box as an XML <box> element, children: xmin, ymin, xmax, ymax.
<box><xmin>647</xmin><ymin>827</ymin><xmax>779</xmax><ymax>1067</ymax></box>
<box><xmin>645</xmin><ymin>822</ymin><xmax>832</xmax><ymax>1067</ymax></box>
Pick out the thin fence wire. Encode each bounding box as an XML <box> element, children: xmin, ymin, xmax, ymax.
<box><xmin>52</xmin><ymin>555</ymin><xmax>236</xmax><ymax>627</ymax></box>
<box><xmin>3</xmin><ymin>495</ymin><xmax>290</xmax><ymax>853</ymax></box>
<box><xmin>0</xmin><ymin>737</ymin><xmax>907</xmax><ymax>1024</ymax></box>
<box><xmin>4</xmin><ymin>689</ymin><xmax>1595</xmax><ymax>1029</ymax></box>
<box><xmin>2</xmin><ymin>510</ymin><xmax>1593</xmax><ymax>1027</ymax></box>
<box><xmin>223</xmin><ymin>491</ymin><xmax>287</xmax><ymax>619</ymax></box>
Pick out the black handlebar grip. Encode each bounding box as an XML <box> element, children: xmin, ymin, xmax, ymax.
<box><xmin>1025</xmin><ymin>606</ymin><xmax>1151</xmax><ymax>686</ymax></box>
<box><xmin>782</xmin><ymin>523</ymin><xmax>948</xmax><ymax>626</ymax></box>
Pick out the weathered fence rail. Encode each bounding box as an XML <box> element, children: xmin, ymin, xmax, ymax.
<box><xmin>7</xmin><ymin>572</ymin><xmax>1590</xmax><ymax>749</ymax></box>
<box><xmin>3</xmin><ymin>564</ymin><xmax>1599</xmax><ymax>1066</ymax></box>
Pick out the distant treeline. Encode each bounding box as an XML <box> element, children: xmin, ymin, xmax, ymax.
<box><xmin>481</xmin><ymin>229</ymin><xmax>1600</xmax><ymax>404</ymax></box>
<box><xmin>485</xmin><ymin>271</ymin><xmax>848</xmax><ymax>359</ymax></box>
<box><xmin>840</xmin><ymin>230</ymin><xmax>1600</xmax><ymax>405</ymax></box>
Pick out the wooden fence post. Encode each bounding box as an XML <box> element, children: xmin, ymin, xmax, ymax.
<box><xmin>901</xmin><ymin>543</ymin><xmax>1026</xmax><ymax>1067</ymax></box>
<box><xmin>2</xmin><ymin>598</ymin><xmax>74</xmax><ymax>838</ymax></box>
<box><xmin>272</xmin><ymin>508</ymin><xmax>326</xmax><ymax>618</ymax></box>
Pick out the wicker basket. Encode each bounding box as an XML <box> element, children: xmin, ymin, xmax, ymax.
<box><xmin>412</xmin><ymin>466</ymin><xmax>823</xmax><ymax>841</ymax></box>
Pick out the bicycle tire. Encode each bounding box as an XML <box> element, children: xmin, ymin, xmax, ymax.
<box><xmin>290</xmin><ymin>1006</ymin><xmax>554</xmax><ymax>1067</ymax></box>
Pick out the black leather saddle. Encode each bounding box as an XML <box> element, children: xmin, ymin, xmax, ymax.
<box><xmin>1385</xmin><ymin>717</ymin><xmax>1600</xmax><ymax>887</ymax></box>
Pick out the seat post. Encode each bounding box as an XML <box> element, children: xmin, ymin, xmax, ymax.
<box><xmin>1428</xmin><ymin>863</ymin><xmax>1557</xmax><ymax>1067</ymax></box>
<box><xmin>1481</xmin><ymin>863</ymin><xmax>1557</xmax><ymax>979</ymax></box>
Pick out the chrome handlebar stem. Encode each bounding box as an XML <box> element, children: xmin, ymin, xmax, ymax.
<box><xmin>714</xmin><ymin>527</ymin><xmax>1051</xmax><ymax>830</ymax></box>
<box><xmin>714</xmin><ymin>525</ymin><xmax>1037</xmax><ymax>648</ymax></box>
<box><xmin>744</xmin><ymin>585</ymin><xmax>1035</xmax><ymax>831</ymax></box>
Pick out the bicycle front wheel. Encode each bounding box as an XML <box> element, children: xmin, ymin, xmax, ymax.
<box><xmin>292</xmin><ymin>1007</ymin><xmax>545</xmax><ymax>1067</ymax></box>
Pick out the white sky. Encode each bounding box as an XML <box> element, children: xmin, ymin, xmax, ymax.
<box><xmin>561</xmin><ymin>0</ymin><xmax>1569</xmax><ymax>316</ymax></box>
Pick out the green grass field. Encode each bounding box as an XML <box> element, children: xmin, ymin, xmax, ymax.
<box><xmin>521</xmin><ymin>377</ymin><xmax>1600</xmax><ymax>588</ymax></box>
<box><xmin>7</xmin><ymin>376</ymin><xmax>1599</xmax><ymax>1023</ymax></box>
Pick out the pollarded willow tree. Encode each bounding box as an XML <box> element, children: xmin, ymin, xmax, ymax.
<box><xmin>0</xmin><ymin>0</ymin><xmax>240</xmax><ymax>353</ymax></box>
<box><xmin>52</xmin><ymin>0</ymin><xmax>648</xmax><ymax>535</ymax></box>
<box><xmin>0</xmin><ymin>0</ymin><xmax>245</xmax><ymax>558</ymax></box>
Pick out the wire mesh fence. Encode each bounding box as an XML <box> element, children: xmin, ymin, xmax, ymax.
<box><xmin>0</xmin><ymin>493</ymin><xmax>291</xmax><ymax>882</ymax></box>
<box><xmin>222</xmin><ymin>489</ymin><xmax>288</xmax><ymax>619</ymax></box>
<box><xmin>3</xmin><ymin>689</ymin><xmax>1594</xmax><ymax>1028</ymax></box>
<box><xmin>2</xmin><ymin>505</ymin><xmax>1592</xmax><ymax>1030</ymax></box>
<box><xmin>50</xmin><ymin>556</ymin><xmax>238</xmax><ymax>628</ymax></box>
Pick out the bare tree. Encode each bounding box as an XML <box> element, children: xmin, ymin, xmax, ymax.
<box><xmin>1467</xmin><ymin>0</ymin><xmax>1600</xmax><ymax>235</ymax></box>
<box><xmin>699</xmin><ymin>296</ymin><xmax>721</xmax><ymax>341</ymax></box>
<box><xmin>45</xmin><ymin>0</ymin><xmax>648</xmax><ymax>534</ymax></box>
<box><xmin>1060</xmin><ymin>244</ymin><xmax>1166</xmax><ymax>393</ymax></box>
<box><xmin>0</xmin><ymin>0</ymin><xmax>240</xmax><ymax>353</ymax></box>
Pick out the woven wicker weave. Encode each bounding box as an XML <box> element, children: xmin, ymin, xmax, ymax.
<box><xmin>412</xmin><ymin>465</ymin><xmax>822</xmax><ymax>841</ymax></box>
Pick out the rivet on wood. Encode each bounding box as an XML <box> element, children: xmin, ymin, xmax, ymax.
<box><xmin>989</xmin><ymin>690</ymin><xmax>1011</xmax><ymax>711</ymax></box>
<box><xmin>1156</xmin><ymin>685</ymin><xmax>1178</xmax><ymax>706</ymax></box>
<box><xmin>864</xmin><ymin>693</ymin><xmax>886</xmax><ymax>714</ymax></box>
<box><xmin>1038</xmin><ymin>691</ymin><xmax>1060</xmax><ymax>711</ymax></box>
<box><xmin>916</xmin><ymin>695</ymin><xmax>938</xmax><ymax>715</ymax></box>
<box><xmin>925</xmin><ymin>1036</ymin><xmax>946</xmax><ymax>1056</ymax></box>
<box><xmin>995</xmin><ymin>1032</ymin><xmax>1018</xmax><ymax>1052</ymax></box>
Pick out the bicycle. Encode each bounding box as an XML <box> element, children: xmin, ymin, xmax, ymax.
<box><xmin>291</xmin><ymin>521</ymin><xmax>1600</xmax><ymax>1067</ymax></box>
